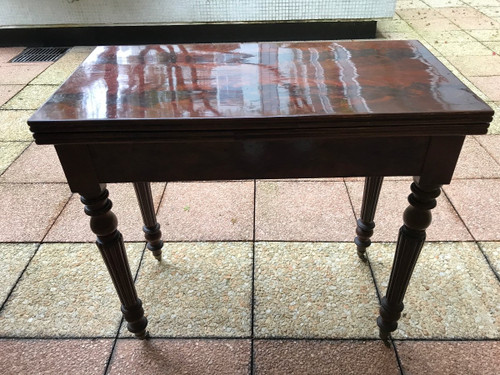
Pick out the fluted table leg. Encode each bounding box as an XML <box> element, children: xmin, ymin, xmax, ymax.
<box><xmin>355</xmin><ymin>176</ymin><xmax>384</xmax><ymax>261</ymax></box>
<box><xmin>377</xmin><ymin>179</ymin><xmax>441</xmax><ymax>346</ymax></box>
<box><xmin>133</xmin><ymin>182</ymin><xmax>164</xmax><ymax>261</ymax></box>
<box><xmin>81</xmin><ymin>185</ymin><xmax>148</xmax><ymax>339</ymax></box>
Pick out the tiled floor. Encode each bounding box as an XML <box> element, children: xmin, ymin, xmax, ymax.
<box><xmin>1</xmin><ymin>1</ymin><xmax>500</xmax><ymax>374</ymax></box>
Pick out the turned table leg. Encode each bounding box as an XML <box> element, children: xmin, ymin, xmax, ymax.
<box><xmin>355</xmin><ymin>176</ymin><xmax>384</xmax><ymax>261</ymax></box>
<box><xmin>81</xmin><ymin>185</ymin><xmax>148</xmax><ymax>339</ymax></box>
<box><xmin>377</xmin><ymin>179</ymin><xmax>441</xmax><ymax>346</ymax></box>
<box><xmin>133</xmin><ymin>182</ymin><xmax>164</xmax><ymax>261</ymax></box>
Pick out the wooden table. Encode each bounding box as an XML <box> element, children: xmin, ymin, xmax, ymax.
<box><xmin>28</xmin><ymin>40</ymin><xmax>493</xmax><ymax>344</ymax></box>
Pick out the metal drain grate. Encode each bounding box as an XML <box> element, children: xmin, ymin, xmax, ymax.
<box><xmin>10</xmin><ymin>47</ymin><xmax>69</xmax><ymax>63</ymax></box>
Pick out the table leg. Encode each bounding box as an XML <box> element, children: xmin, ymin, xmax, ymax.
<box><xmin>377</xmin><ymin>179</ymin><xmax>441</xmax><ymax>346</ymax></box>
<box><xmin>133</xmin><ymin>182</ymin><xmax>164</xmax><ymax>261</ymax></box>
<box><xmin>355</xmin><ymin>176</ymin><xmax>384</xmax><ymax>261</ymax></box>
<box><xmin>81</xmin><ymin>185</ymin><xmax>148</xmax><ymax>339</ymax></box>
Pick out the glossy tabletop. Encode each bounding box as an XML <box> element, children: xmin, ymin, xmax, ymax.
<box><xmin>29</xmin><ymin>40</ymin><xmax>493</xmax><ymax>143</ymax></box>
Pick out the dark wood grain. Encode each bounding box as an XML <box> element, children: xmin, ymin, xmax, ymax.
<box><xmin>355</xmin><ymin>176</ymin><xmax>384</xmax><ymax>260</ymax></box>
<box><xmin>80</xmin><ymin>185</ymin><xmax>148</xmax><ymax>339</ymax></box>
<box><xmin>377</xmin><ymin>179</ymin><xmax>442</xmax><ymax>345</ymax></box>
<box><xmin>133</xmin><ymin>182</ymin><xmax>163</xmax><ymax>261</ymax></box>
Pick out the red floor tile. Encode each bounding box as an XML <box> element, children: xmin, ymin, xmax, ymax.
<box><xmin>253</xmin><ymin>340</ymin><xmax>399</xmax><ymax>375</ymax></box>
<box><xmin>45</xmin><ymin>183</ymin><xmax>165</xmax><ymax>242</ymax></box>
<box><xmin>0</xmin><ymin>143</ymin><xmax>66</xmax><ymax>183</ymax></box>
<box><xmin>443</xmin><ymin>179</ymin><xmax>500</xmax><ymax>241</ymax></box>
<box><xmin>397</xmin><ymin>340</ymin><xmax>500</xmax><ymax>375</ymax></box>
<box><xmin>157</xmin><ymin>181</ymin><xmax>254</xmax><ymax>241</ymax></box>
<box><xmin>0</xmin><ymin>183</ymin><xmax>71</xmax><ymax>242</ymax></box>
<box><xmin>0</xmin><ymin>85</ymin><xmax>24</xmax><ymax>106</ymax></box>
<box><xmin>0</xmin><ymin>62</ymin><xmax>51</xmax><ymax>85</ymax></box>
<box><xmin>346</xmin><ymin>180</ymin><xmax>472</xmax><ymax>242</ymax></box>
<box><xmin>0</xmin><ymin>339</ymin><xmax>112</xmax><ymax>375</ymax></box>
<box><xmin>255</xmin><ymin>181</ymin><xmax>355</xmax><ymax>241</ymax></box>
<box><xmin>109</xmin><ymin>339</ymin><xmax>251</xmax><ymax>375</ymax></box>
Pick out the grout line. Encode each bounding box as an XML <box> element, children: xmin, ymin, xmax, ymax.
<box><xmin>250</xmin><ymin>178</ymin><xmax>257</xmax><ymax>375</ymax></box>
<box><xmin>344</xmin><ymin>178</ymin><xmax>405</xmax><ymax>375</ymax></box>
<box><xmin>103</xmin><ymin>242</ymin><xmax>148</xmax><ymax>374</ymax></box>
<box><xmin>477</xmin><ymin>242</ymin><xmax>500</xmax><ymax>283</ymax></box>
<box><xmin>0</xmin><ymin>141</ymin><xmax>32</xmax><ymax>179</ymax></box>
<box><xmin>392</xmin><ymin>340</ymin><xmax>406</xmax><ymax>375</ymax></box>
<box><xmin>0</xmin><ymin>183</ymin><xmax>71</xmax><ymax>312</ymax></box>
<box><xmin>474</xmin><ymin>135</ymin><xmax>500</xmax><ymax>167</ymax></box>
<box><xmin>0</xmin><ymin>335</ymin><xmax>498</xmax><ymax>342</ymax></box>
<box><xmin>0</xmin><ymin>243</ymin><xmax>42</xmax><ymax>314</ymax></box>
<box><xmin>441</xmin><ymin>188</ymin><xmax>500</xmax><ymax>283</ymax></box>
<box><xmin>39</xmin><ymin>192</ymin><xmax>73</xmax><ymax>243</ymax></box>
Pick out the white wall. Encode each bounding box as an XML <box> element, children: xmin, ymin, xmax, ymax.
<box><xmin>0</xmin><ymin>0</ymin><xmax>395</xmax><ymax>27</ymax></box>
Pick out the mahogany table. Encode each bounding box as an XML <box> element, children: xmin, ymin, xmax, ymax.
<box><xmin>28</xmin><ymin>40</ymin><xmax>493</xmax><ymax>344</ymax></box>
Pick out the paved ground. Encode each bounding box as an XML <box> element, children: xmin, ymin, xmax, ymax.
<box><xmin>0</xmin><ymin>1</ymin><xmax>499</xmax><ymax>374</ymax></box>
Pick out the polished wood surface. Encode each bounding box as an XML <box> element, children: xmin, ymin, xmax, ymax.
<box><xmin>29</xmin><ymin>40</ymin><xmax>492</xmax><ymax>144</ymax></box>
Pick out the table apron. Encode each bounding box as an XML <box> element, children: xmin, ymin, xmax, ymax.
<box><xmin>68</xmin><ymin>136</ymin><xmax>437</xmax><ymax>183</ymax></box>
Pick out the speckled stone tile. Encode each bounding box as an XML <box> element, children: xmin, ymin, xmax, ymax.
<box><xmin>346</xmin><ymin>180</ymin><xmax>472</xmax><ymax>242</ymax></box>
<box><xmin>255</xmin><ymin>181</ymin><xmax>354</xmax><ymax>241</ymax></box>
<box><xmin>0</xmin><ymin>183</ymin><xmax>71</xmax><ymax>242</ymax></box>
<box><xmin>377</xmin><ymin>31</ymin><xmax>422</xmax><ymax>40</ymax></box>
<box><xmin>369</xmin><ymin>242</ymin><xmax>500</xmax><ymax>339</ymax></box>
<box><xmin>0</xmin><ymin>85</ymin><xmax>24</xmax><ymax>106</ymax></box>
<box><xmin>45</xmin><ymin>183</ymin><xmax>165</xmax><ymax>242</ymax></box>
<box><xmin>453</xmin><ymin>136</ymin><xmax>500</xmax><ymax>178</ymax></box>
<box><xmin>479</xmin><ymin>242</ymin><xmax>500</xmax><ymax>276</ymax></box>
<box><xmin>254</xmin><ymin>340</ymin><xmax>399</xmax><ymax>375</ymax></box>
<box><xmin>447</xmin><ymin>55</ymin><xmax>500</xmax><ymax>76</ymax></box>
<box><xmin>478</xmin><ymin>6</ymin><xmax>500</xmax><ymax>18</ymax></box>
<box><xmin>0</xmin><ymin>62</ymin><xmax>51</xmax><ymax>85</ymax></box>
<box><xmin>0</xmin><ymin>141</ymin><xmax>30</xmax><ymax>174</ymax></box>
<box><xmin>31</xmin><ymin>52</ymin><xmax>90</xmax><ymax>85</ymax></box>
<box><xmin>1</xmin><ymin>85</ymin><xmax>59</xmax><ymax>110</ymax></box>
<box><xmin>417</xmin><ymin>30</ymin><xmax>476</xmax><ymax>45</ymax></box>
<box><xmin>443</xmin><ymin>179</ymin><xmax>500</xmax><ymax>240</ymax></box>
<box><xmin>475</xmin><ymin>135</ymin><xmax>500</xmax><ymax>163</ymax></box>
<box><xmin>126</xmin><ymin>242</ymin><xmax>252</xmax><ymax>337</ymax></box>
<box><xmin>254</xmin><ymin>242</ymin><xmax>379</xmax><ymax>338</ymax></box>
<box><xmin>485</xmin><ymin>102</ymin><xmax>500</xmax><ymax>134</ymax></box>
<box><xmin>376</xmin><ymin>19</ymin><xmax>415</xmax><ymax>33</ymax></box>
<box><xmin>439</xmin><ymin>8</ymin><xmax>499</xmax><ymax>29</ymax></box>
<box><xmin>70</xmin><ymin>46</ymin><xmax>96</xmax><ymax>53</ymax></box>
<box><xmin>396</xmin><ymin>341</ymin><xmax>500</xmax><ymax>375</ymax></box>
<box><xmin>484</xmin><ymin>41</ymin><xmax>500</xmax><ymax>53</ymax></box>
<box><xmin>469</xmin><ymin>76</ymin><xmax>500</xmax><ymax>101</ymax></box>
<box><xmin>0</xmin><ymin>339</ymin><xmax>112</xmax><ymax>375</ymax></box>
<box><xmin>0</xmin><ymin>243</ymin><xmax>38</xmax><ymax>304</ymax></box>
<box><xmin>109</xmin><ymin>339</ymin><xmax>251</xmax><ymax>374</ymax></box>
<box><xmin>467</xmin><ymin>28</ymin><xmax>500</xmax><ymax>41</ymax></box>
<box><xmin>433</xmin><ymin>41</ymin><xmax>493</xmax><ymax>56</ymax></box>
<box><xmin>158</xmin><ymin>181</ymin><xmax>254</xmax><ymax>241</ymax></box>
<box><xmin>407</xmin><ymin>18</ymin><xmax>460</xmax><ymax>31</ymax></box>
<box><xmin>397</xmin><ymin>8</ymin><xmax>444</xmax><ymax>20</ymax></box>
<box><xmin>423</xmin><ymin>0</ymin><xmax>465</xmax><ymax>6</ymax></box>
<box><xmin>0</xmin><ymin>110</ymin><xmax>35</xmax><ymax>141</ymax></box>
<box><xmin>0</xmin><ymin>143</ymin><xmax>66</xmax><ymax>182</ymax></box>
<box><xmin>0</xmin><ymin>47</ymin><xmax>25</xmax><ymax>63</ymax></box>
<box><xmin>396</xmin><ymin>0</ymin><xmax>430</xmax><ymax>10</ymax></box>
<box><xmin>0</xmin><ymin>242</ymin><xmax>144</xmax><ymax>337</ymax></box>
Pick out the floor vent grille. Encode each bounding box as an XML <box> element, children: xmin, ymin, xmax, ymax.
<box><xmin>10</xmin><ymin>47</ymin><xmax>69</xmax><ymax>63</ymax></box>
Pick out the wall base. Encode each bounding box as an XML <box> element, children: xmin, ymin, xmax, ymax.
<box><xmin>0</xmin><ymin>21</ymin><xmax>377</xmax><ymax>47</ymax></box>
